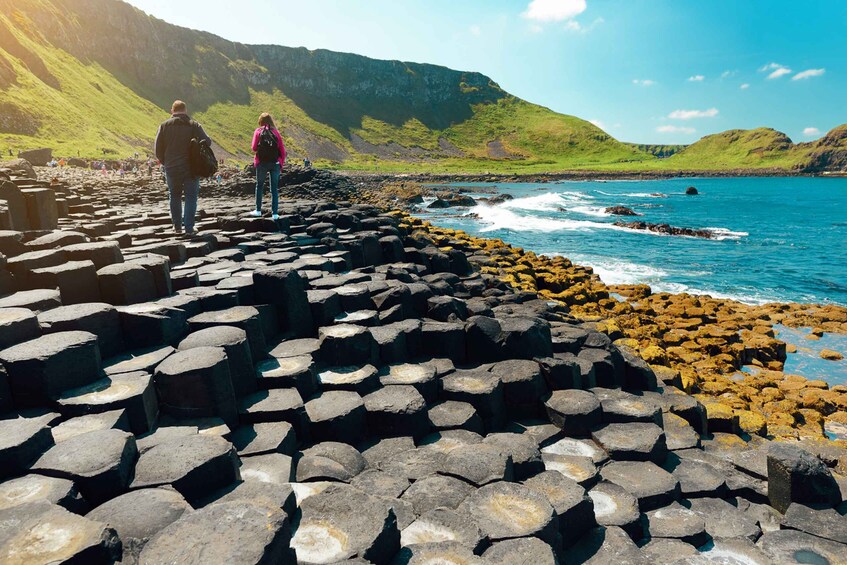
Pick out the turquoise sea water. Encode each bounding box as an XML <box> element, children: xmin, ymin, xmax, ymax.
<box><xmin>419</xmin><ymin>177</ymin><xmax>847</xmax><ymax>307</ymax></box>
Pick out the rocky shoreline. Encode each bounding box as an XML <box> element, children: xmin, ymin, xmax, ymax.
<box><xmin>339</xmin><ymin>167</ymin><xmax>816</xmax><ymax>187</ymax></box>
<box><xmin>0</xmin><ymin>162</ymin><xmax>845</xmax><ymax>563</ymax></box>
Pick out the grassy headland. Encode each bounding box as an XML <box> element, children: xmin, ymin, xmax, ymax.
<box><xmin>2</xmin><ymin>0</ymin><xmax>846</xmax><ymax>175</ymax></box>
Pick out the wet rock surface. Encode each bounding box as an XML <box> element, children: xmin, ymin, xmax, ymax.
<box><xmin>0</xmin><ymin>166</ymin><xmax>844</xmax><ymax>563</ymax></box>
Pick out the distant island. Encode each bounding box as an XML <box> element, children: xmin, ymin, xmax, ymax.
<box><xmin>0</xmin><ymin>0</ymin><xmax>845</xmax><ymax>175</ymax></box>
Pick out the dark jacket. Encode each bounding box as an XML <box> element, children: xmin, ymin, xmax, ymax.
<box><xmin>153</xmin><ymin>113</ymin><xmax>211</xmax><ymax>173</ymax></box>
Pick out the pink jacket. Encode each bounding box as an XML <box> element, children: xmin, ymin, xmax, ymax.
<box><xmin>251</xmin><ymin>127</ymin><xmax>286</xmax><ymax>168</ymax></box>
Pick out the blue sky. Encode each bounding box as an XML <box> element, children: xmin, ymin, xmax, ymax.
<box><xmin>124</xmin><ymin>0</ymin><xmax>844</xmax><ymax>144</ymax></box>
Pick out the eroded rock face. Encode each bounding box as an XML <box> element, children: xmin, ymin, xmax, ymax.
<box><xmin>0</xmin><ymin>167</ymin><xmax>843</xmax><ymax>564</ymax></box>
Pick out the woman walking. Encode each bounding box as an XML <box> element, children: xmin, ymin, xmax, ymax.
<box><xmin>250</xmin><ymin>113</ymin><xmax>286</xmax><ymax>219</ymax></box>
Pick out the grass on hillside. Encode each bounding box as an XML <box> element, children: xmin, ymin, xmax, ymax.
<box><xmin>0</xmin><ymin>14</ymin><xmax>823</xmax><ymax>174</ymax></box>
<box><xmin>0</xmin><ymin>14</ymin><xmax>165</xmax><ymax>158</ymax></box>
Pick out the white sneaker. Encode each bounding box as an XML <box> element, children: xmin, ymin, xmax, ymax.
<box><xmin>272</xmin><ymin>213</ymin><xmax>279</xmax><ymax>221</ymax></box>
<box><xmin>249</xmin><ymin>210</ymin><xmax>262</xmax><ymax>217</ymax></box>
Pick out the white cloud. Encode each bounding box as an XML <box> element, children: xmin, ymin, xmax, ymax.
<box><xmin>792</xmin><ymin>68</ymin><xmax>825</xmax><ymax>80</ymax></box>
<box><xmin>589</xmin><ymin>119</ymin><xmax>606</xmax><ymax>130</ymax></box>
<box><xmin>632</xmin><ymin>79</ymin><xmax>655</xmax><ymax>86</ymax></box>
<box><xmin>803</xmin><ymin>127</ymin><xmax>821</xmax><ymax>137</ymax></box>
<box><xmin>721</xmin><ymin>70</ymin><xmax>737</xmax><ymax>79</ymax></box>
<box><xmin>760</xmin><ymin>63</ymin><xmax>792</xmax><ymax>79</ymax></box>
<box><xmin>523</xmin><ymin>0</ymin><xmax>587</xmax><ymax>22</ymax></box>
<box><xmin>470</xmin><ymin>25</ymin><xmax>482</xmax><ymax>36</ymax></box>
<box><xmin>688</xmin><ymin>75</ymin><xmax>705</xmax><ymax>82</ymax></box>
<box><xmin>768</xmin><ymin>67</ymin><xmax>792</xmax><ymax>79</ymax></box>
<box><xmin>565</xmin><ymin>16</ymin><xmax>604</xmax><ymax>32</ymax></box>
<box><xmin>668</xmin><ymin>108</ymin><xmax>719</xmax><ymax>120</ymax></box>
<box><xmin>740</xmin><ymin>83</ymin><xmax>750</xmax><ymax>90</ymax></box>
<box><xmin>657</xmin><ymin>125</ymin><xmax>696</xmax><ymax>134</ymax></box>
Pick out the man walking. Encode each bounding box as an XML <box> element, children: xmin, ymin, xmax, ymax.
<box><xmin>154</xmin><ymin>100</ymin><xmax>211</xmax><ymax>235</ymax></box>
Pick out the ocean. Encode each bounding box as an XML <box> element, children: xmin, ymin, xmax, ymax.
<box><xmin>418</xmin><ymin>177</ymin><xmax>847</xmax><ymax>307</ymax></box>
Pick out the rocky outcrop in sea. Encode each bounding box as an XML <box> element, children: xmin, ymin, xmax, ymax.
<box><xmin>0</xmin><ymin>163</ymin><xmax>844</xmax><ymax>563</ymax></box>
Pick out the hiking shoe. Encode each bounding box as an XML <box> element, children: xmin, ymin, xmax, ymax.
<box><xmin>272</xmin><ymin>213</ymin><xmax>279</xmax><ymax>221</ymax></box>
<box><xmin>249</xmin><ymin>210</ymin><xmax>262</xmax><ymax>217</ymax></box>
<box><xmin>174</xmin><ymin>226</ymin><xmax>183</xmax><ymax>234</ymax></box>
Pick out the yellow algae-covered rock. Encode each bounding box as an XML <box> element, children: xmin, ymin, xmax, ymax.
<box><xmin>777</xmin><ymin>380</ymin><xmax>808</xmax><ymax>393</ymax></box>
<box><xmin>769</xmin><ymin>424</ymin><xmax>800</xmax><ymax>439</ymax></box>
<box><xmin>797</xmin><ymin>408</ymin><xmax>826</xmax><ymax>431</ymax></box>
<box><xmin>640</xmin><ymin>345</ymin><xmax>668</xmax><ymax>365</ymax></box>
<box><xmin>613</xmin><ymin>337</ymin><xmax>640</xmax><ymax>350</ymax></box>
<box><xmin>820</xmin><ymin>349</ymin><xmax>844</xmax><ymax>361</ymax></box>
<box><xmin>701</xmin><ymin>401</ymin><xmax>738</xmax><ymax>433</ymax></box>
<box><xmin>805</xmin><ymin>379</ymin><xmax>829</xmax><ymax>389</ymax></box>
<box><xmin>785</xmin><ymin>343</ymin><xmax>798</xmax><ymax>353</ymax></box>
<box><xmin>737</xmin><ymin>410</ymin><xmax>768</xmax><ymax>436</ymax></box>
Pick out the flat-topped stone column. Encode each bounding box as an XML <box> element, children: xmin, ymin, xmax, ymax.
<box><xmin>153</xmin><ymin>346</ymin><xmax>238</xmax><ymax>427</ymax></box>
<box><xmin>0</xmin><ymin>330</ymin><xmax>101</xmax><ymax>406</ymax></box>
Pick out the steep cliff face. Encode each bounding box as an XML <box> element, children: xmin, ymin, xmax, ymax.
<box><xmin>251</xmin><ymin>46</ymin><xmax>504</xmax><ymax>132</ymax></box>
<box><xmin>6</xmin><ymin>0</ymin><xmax>503</xmax><ymax>134</ymax></box>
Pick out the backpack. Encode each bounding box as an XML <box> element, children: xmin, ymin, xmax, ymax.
<box><xmin>188</xmin><ymin>122</ymin><xmax>218</xmax><ymax>178</ymax></box>
<box><xmin>256</xmin><ymin>127</ymin><xmax>279</xmax><ymax>164</ymax></box>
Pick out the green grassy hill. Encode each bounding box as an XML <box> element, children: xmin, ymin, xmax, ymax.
<box><xmin>0</xmin><ymin>0</ymin><xmax>844</xmax><ymax>174</ymax></box>
<box><xmin>0</xmin><ymin>0</ymin><xmax>651</xmax><ymax>171</ymax></box>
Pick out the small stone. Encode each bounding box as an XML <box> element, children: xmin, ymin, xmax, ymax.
<box><xmin>291</xmin><ymin>484</ymin><xmax>399</xmax><ymax>564</ymax></box>
<box><xmin>0</xmin><ymin>474</ymin><xmax>84</xmax><ymax>513</ymax></box>
<box><xmin>781</xmin><ymin>502</ymin><xmax>847</xmax><ymax>544</ymax></box>
<box><xmin>820</xmin><ymin>349</ymin><xmax>843</xmax><ymax>361</ymax></box>
<box><xmin>305</xmin><ymin>391</ymin><xmax>367</xmax><ymax>445</ymax></box>
<box><xmin>591</xmin><ymin>423</ymin><xmax>668</xmax><ymax>464</ymax></box>
<box><xmin>130</xmin><ymin>434</ymin><xmax>240</xmax><ymax>503</ymax></box>
<box><xmin>229</xmin><ymin>422</ymin><xmax>297</xmax><ymax>457</ymax></box>
<box><xmin>757</xmin><ymin>529</ymin><xmax>847</xmax><ymax>564</ymax></box>
<box><xmin>400</xmin><ymin>474</ymin><xmax>475</xmax><ymax>516</ymax></box>
<box><xmin>297</xmin><ymin>442</ymin><xmax>366</xmax><ymax>483</ymax></box>
<box><xmin>140</xmin><ymin>501</ymin><xmax>294</xmax><ymax>564</ymax></box>
<box><xmin>0</xmin><ymin>501</ymin><xmax>121</xmax><ymax>564</ymax></box>
<box><xmin>588</xmin><ymin>481</ymin><xmax>641</xmax><ymax>538</ymax></box>
<box><xmin>483</xmin><ymin>537</ymin><xmax>558</xmax><ymax>565</ymax></box>
<box><xmin>645</xmin><ymin>502</ymin><xmax>708</xmax><ymax>546</ymax></box>
<box><xmin>524</xmin><ymin>470</ymin><xmax>596</xmax><ymax>546</ymax></box>
<box><xmin>0</xmin><ymin>330</ymin><xmax>101</xmax><ymax>407</ymax></box>
<box><xmin>462</xmin><ymin>481</ymin><xmax>558</xmax><ymax>545</ymax></box>
<box><xmin>400</xmin><ymin>509</ymin><xmax>485</xmax><ymax>552</ymax></box>
<box><xmin>240</xmin><ymin>453</ymin><xmax>296</xmax><ymax>485</ymax></box>
<box><xmin>363</xmin><ymin>385</ymin><xmax>430</xmax><ymax>439</ymax></box>
<box><xmin>686</xmin><ymin>497</ymin><xmax>762</xmax><ymax>541</ymax></box>
<box><xmin>600</xmin><ymin>461</ymin><xmax>680</xmax><ymax>511</ymax></box>
<box><xmin>393</xmin><ymin>541</ymin><xmax>484</xmax><ymax>564</ymax></box>
<box><xmin>428</xmin><ymin>401</ymin><xmax>484</xmax><ymax>434</ymax></box>
<box><xmin>86</xmin><ymin>488</ymin><xmax>191</xmax><ymax>563</ymax></box>
<box><xmin>0</xmin><ymin>415</ymin><xmax>55</xmax><ymax>480</ymax></box>
<box><xmin>441</xmin><ymin>444</ymin><xmax>513</xmax><ymax>486</ymax></box>
<box><xmin>544</xmin><ymin>389</ymin><xmax>602</xmax><ymax>437</ymax></box>
<box><xmin>32</xmin><ymin>429</ymin><xmax>137</xmax><ymax>505</ymax></box>
<box><xmin>767</xmin><ymin>442</ymin><xmax>841</xmax><ymax>513</ymax></box>
<box><xmin>57</xmin><ymin>371</ymin><xmax>158</xmax><ymax>434</ymax></box>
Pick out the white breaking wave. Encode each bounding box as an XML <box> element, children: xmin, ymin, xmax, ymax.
<box><xmin>564</xmin><ymin>255</ymin><xmax>669</xmax><ymax>285</ymax></box>
<box><xmin>570</xmin><ymin>206</ymin><xmax>611</xmax><ymax>218</ymax></box>
<box><xmin>473</xmin><ymin>205</ymin><xmax>621</xmax><ymax>233</ymax></box>
<box><xmin>561</xmin><ymin>253</ymin><xmax>774</xmax><ymax>305</ymax></box>
<box><xmin>705</xmin><ymin>227</ymin><xmax>749</xmax><ymax>241</ymax></box>
<box><xmin>499</xmin><ymin>191</ymin><xmax>591</xmax><ymax>212</ymax></box>
<box><xmin>595</xmin><ymin>190</ymin><xmax>667</xmax><ymax>198</ymax></box>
